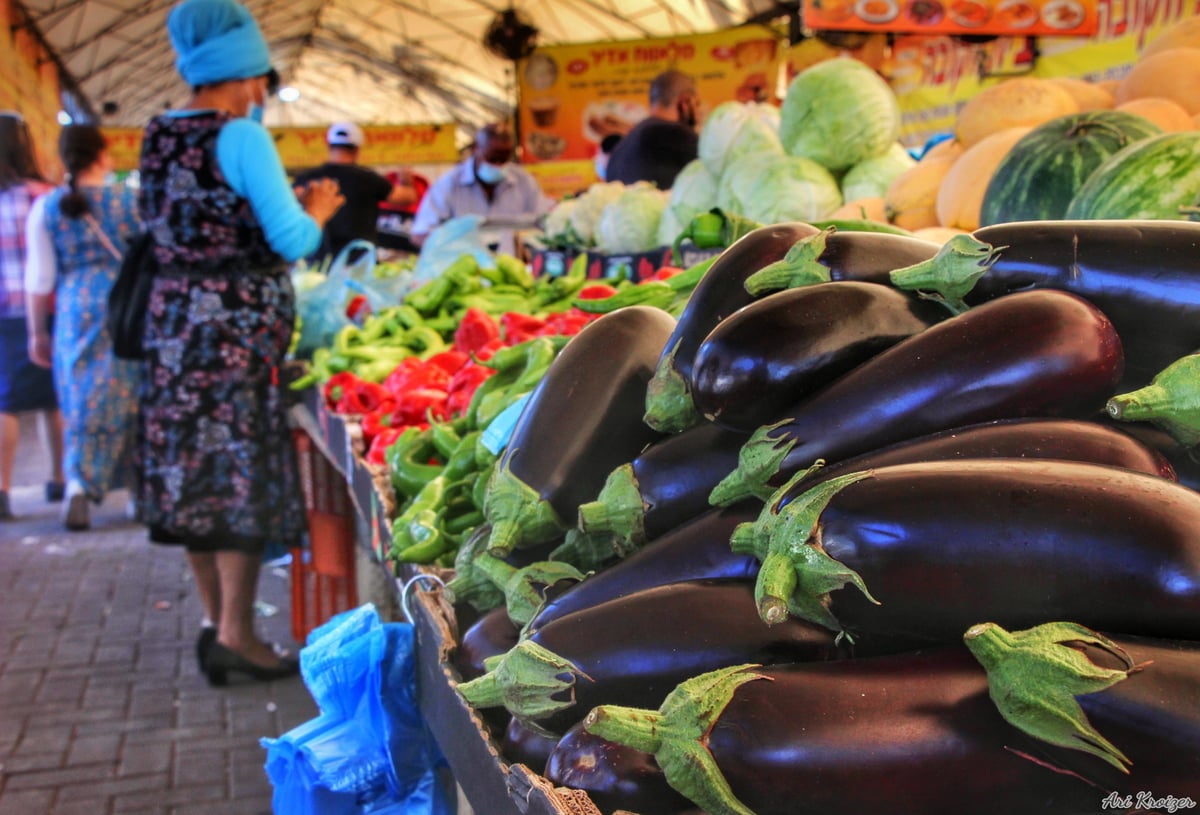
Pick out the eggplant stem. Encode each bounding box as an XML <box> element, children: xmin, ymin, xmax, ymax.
<box><xmin>964</xmin><ymin>621</ymin><xmax>1141</xmax><ymax>774</ymax></box>
<box><xmin>584</xmin><ymin>664</ymin><xmax>767</xmax><ymax>815</ymax></box>
<box><xmin>456</xmin><ymin>640</ymin><xmax>590</xmax><ymax>727</ymax></box>
<box><xmin>576</xmin><ymin>463</ymin><xmax>646</xmax><ymax>546</ymax></box>
<box><xmin>889</xmin><ymin>234</ymin><xmax>1004</xmax><ymax>316</ymax></box>
<box><xmin>742</xmin><ymin>228</ymin><xmax>833</xmax><ymax>297</ymax></box>
<box><xmin>549</xmin><ymin>527</ymin><xmax>624</xmax><ymax>571</ymax></box>
<box><xmin>1106</xmin><ymin>354</ymin><xmax>1200</xmax><ymax>448</ymax></box>
<box><xmin>645</xmin><ymin>339</ymin><xmax>702</xmax><ymax>434</ymax></box>
<box><xmin>708</xmin><ymin>420</ymin><xmax>797</xmax><ymax>507</ymax></box>
<box><xmin>484</xmin><ymin>456</ymin><xmax>567</xmax><ymax>556</ymax></box>
<box><xmin>502</xmin><ymin>561</ymin><xmax>587</xmax><ymax>627</ymax></box>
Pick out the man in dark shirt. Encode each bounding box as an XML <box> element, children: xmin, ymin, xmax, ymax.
<box><xmin>292</xmin><ymin>121</ymin><xmax>417</xmax><ymax>261</ymax></box>
<box><xmin>604</xmin><ymin>70</ymin><xmax>701</xmax><ymax>191</ymax></box>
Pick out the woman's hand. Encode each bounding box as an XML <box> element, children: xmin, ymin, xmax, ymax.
<box><xmin>28</xmin><ymin>329</ymin><xmax>52</xmax><ymax>368</ymax></box>
<box><xmin>298</xmin><ymin>178</ymin><xmax>345</xmax><ymax>230</ymax></box>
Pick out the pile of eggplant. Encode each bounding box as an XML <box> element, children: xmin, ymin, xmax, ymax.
<box><xmin>449</xmin><ymin>220</ymin><xmax>1200</xmax><ymax>815</ymax></box>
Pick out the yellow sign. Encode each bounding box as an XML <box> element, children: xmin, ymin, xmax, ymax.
<box><xmin>524</xmin><ymin>160</ymin><xmax>600</xmax><ymax>201</ymax></box>
<box><xmin>516</xmin><ymin>26</ymin><xmax>783</xmax><ymax>169</ymax></box>
<box><xmin>101</xmin><ymin>123</ymin><xmax>460</xmax><ymax>172</ymax></box>
<box><xmin>805</xmin><ymin>0</ymin><xmax>1101</xmax><ymax>36</ymax></box>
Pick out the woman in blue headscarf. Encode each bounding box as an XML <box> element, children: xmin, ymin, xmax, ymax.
<box><xmin>138</xmin><ymin>0</ymin><xmax>344</xmax><ymax>685</ymax></box>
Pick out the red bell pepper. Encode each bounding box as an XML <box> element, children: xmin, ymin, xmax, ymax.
<box><xmin>426</xmin><ymin>349</ymin><xmax>470</xmax><ymax>376</ymax></box>
<box><xmin>393</xmin><ymin>387</ymin><xmax>450</xmax><ymax>426</ymax></box>
<box><xmin>577</xmin><ymin>283</ymin><xmax>619</xmax><ymax>300</ymax></box>
<box><xmin>454</xmin><ymin>307</ymin><xmax>502</xmax><ymax>354</ymax></box>
<box><xmin>446</xmin><ymin>363</ymin><xmax>495</xmax><ymax>416</ymax></box>
<box><xmin>365</xmin><ymin>426</ymin><xmax>405</xmax><ymax>467</ymax></box>
<box><xmin>501</xmin><ymin>312</ymin><xmax>548</xmax><ymax>345</ymax></box>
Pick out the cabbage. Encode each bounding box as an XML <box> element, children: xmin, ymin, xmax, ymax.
<box><xmin>698</xmin><ymin>101</ymin><xmax>784</xmax><ymax>179</ymax></box>
<box><xmin>840</xmin><ymin>143</ymin><xmax>917</xmax><ymax>203</ymax></box>
<box><xmin>780</xmin><ymin>57</ymin><xmax>901</xmax><ymax>172</ymax></box>
<box><xmin>667</xmin><ymin>159</ymin><xmax>720</xmax><ymax>226</ymax></box>
<box><xmin>568</xmin><ymin>181</ymin><xmax>629</xmax><ymax>245</ymax></box>
<box><xmin>737</xmin><ymin>154</ymin><xmax>843</xmax><ymax>225</ymax></box>
<box><xmin>717</xmin><ymin>151</ymin><xmax>783</xmax><ymax>217</ymax></box>
<box><xmin>596</xmin><ymin>186</ymin><xmax>670</xmax><ymax>253</ymax></box>
<box><xmin>656</xmin><ymin>204</ymin><xmax>687</xmax><ymax>249</ymax></box>
<box><xmin>541</xmin><ymin>198</ymin><xmax>584</xmax><ymax>248</ymax></box>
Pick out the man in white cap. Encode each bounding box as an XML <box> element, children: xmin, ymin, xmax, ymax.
<box><xmin>293</xmin><ymin>121</ymin><xmax>417</xmax><ymax>260</ymax></box>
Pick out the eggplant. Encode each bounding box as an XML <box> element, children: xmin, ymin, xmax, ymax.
<box><xmin>644</xmin><ymin>222</ymin><xmax>820</xmax><ymax>433</ymax></box>
<box><xmin>743</xmin><ymin>228</ymin><xmax>943</xmax><ymax>295</ymax></box>
<box><xmin>574</xmin><ymin>419</ymin><xmax>750</xmax><ymax>550</ymax></box>
<box><xmin>456</xmin><ymin>579</ymin><xmax>883</xmax><ymax>734</ymax></box>
<box><xmin>582</xmin><ymin>635</ymin><xmax>1200</xmax><ymax>815</ymax></box>
<box><xmin>713</xmin><ymin>288</ymin><xmax>1125</xmax><ymax>503</ymax></box>
<box><xmin>535</xmin><ymin>499</ymin><xmax>761</xmax><ymax>630</ymax></box>
<box><xmin>741</xmin><ymin>458</ymin><xmax>1200</xmax><ymax>641</ymax></box>
<box><xmin>691</xmin><ymin>281</ymin><xmax>948</xmax><ymax>432</ymax></box>
<box><xmin>894</xmin><ymin>219</ymin><xmax>1200</xmax><ymax>392</ymax></box>
<box><xmin>484</xmin><ymin>305</ymin><xmax>673</xmax><ymax>555</ymax></box>
<box><xmin>544</xmin><ymin>720</ymin><xmax>698</xmax><ymax>815</ymax></box>
<box><xmin>501</xmin><ymin>715</ymin><xmax>560</xmax><ymax>774</ymax></box>
<box><xmin>454</xmin><ymin>605</ymin><xmax>521</xmax><ymax>681</ymax></box>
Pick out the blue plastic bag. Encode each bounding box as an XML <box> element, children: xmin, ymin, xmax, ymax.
<box><xmin>292</xmin><ymin>240</ymin><xmax>377</xmax><ymax>358</ymax></box>
<box><xmin>262</xmin><ymin>604</ymin><xmax>454</xmax><ymax>815</ymax></box>
<box><xmin>411</xmin><ymin>216</ymin><xmax>495</xmax><ymax>288</ymax></box>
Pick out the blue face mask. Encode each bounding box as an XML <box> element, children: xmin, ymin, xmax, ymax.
<box><xmin>476</xmin><ymin>161</ymin><xmax>506</xmax><ymax>184</ymax></box>
<box><xmin>247</xmin><ymin>103</ymin><xmax>264</xmax><ymax>124</ymax></box>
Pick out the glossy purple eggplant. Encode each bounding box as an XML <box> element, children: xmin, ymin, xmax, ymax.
<box><xmin>544</xmin><ymin>721</ymin><xmax>698</xmax><ymax>815</ymax></box>
<box><xmin>691</xmin><ymin>281</ymin><xmax>949</xmax><ymax>432</ymax></box>
<box><xmin>456</xmin><ymin>579</ymin><xmax>882</xmax><ymax>734</ymax></box>
<box><xmin>575</xmin><ymin>419</ymin><xmax>750</xmax><ymax>548</ymax></box>
<box><xmin>712</xmin><ymin>288</ymin><xmax>1125</xmax><ymax>503</ymax></box>
<box><xmin>645</xmin><ymin>222</ymin><xmax>820</xmax><ymax>433</ymax></box>
<box><xmin>968</xmin><ymin>219</ymin><xmax>1200</xmax><ymax>392</ymax></box>
<box><xmin>753</xmin><ymin>459</ymin><xmax>1200</xmax><ymax>642</ymax></box>
<box><xmin>582</xmin><ymin>637</ymin><xmax>1200</xmax><ymax>815</ymax></box>
<box><xmin>485</xmin><ymin>305</ymin><xmax>673</xmax><ymax>555</ymax></box>
<box><xmin>454</xmin><ymin>605</ymin><xmax>520</xmax><ymax>681</ymax></box>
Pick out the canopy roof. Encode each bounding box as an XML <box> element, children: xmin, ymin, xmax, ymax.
<box><xmin>22</xmin><ymin>0</ymin><xmax>791</xmax><ymax>138</ymax></box>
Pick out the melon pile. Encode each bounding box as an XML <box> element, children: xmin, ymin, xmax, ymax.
<box><xmin>879</xmin><ymin>16</ymin><xmax>1200</xmax><ymax>239</ymax></box>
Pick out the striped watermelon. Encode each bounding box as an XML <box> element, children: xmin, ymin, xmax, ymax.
<box><xmin>980</xmin><ymin>111</ymin><xmax>1161</xmax><ymax>225</ymax></box>
<box><xmin>1066</xmin><ymin>131</ymin><xmax>1200</xmax><ymax>220</ymax></box>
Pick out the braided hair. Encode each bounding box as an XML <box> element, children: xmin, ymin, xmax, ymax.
<box><xmin>58</xmin><ymin>124</ymin><xmax>107</xmax><ymax>219</ymax></box>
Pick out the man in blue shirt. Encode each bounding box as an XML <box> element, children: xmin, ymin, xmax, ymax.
<box><xmin>411</xmin><ymin>123</ymin><xmax>552</xmax><ymax>246</ymax></box>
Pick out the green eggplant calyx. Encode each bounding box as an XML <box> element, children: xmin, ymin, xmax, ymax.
<box><xmin>549</xmin><ymin>527</ymin><xmax>625</xmax><ymax>572</ymax></box>
<box><xmin>742</xmin><ymin>228</ymin><xmax>834</xmax><ymax>297</ymax></box>
<box><xmin>455</xmin><ymin>640</ymin><xmax>591</xmax><ymax>730</ymax></box>
<box><xmin>484</xmin><ymin>455</ymin><xmax>567</xmax><ymax>557</ymax></box>
<box><xmin>645</xmin><ymin>340</ymin><xmax>702</xmax><ymax>434</ymax></box>
<box><xmin>964</xmin><ymin>621</ymin><xmax>1146</xmax><ymax>774</ymax></box>
<box><xmin>576</xmin><ymin>464</ymin><xmax>647</xmax><ymax>546</ymax></box>
<box><xmin>1106</xmin><ymin>354</ymin><xmax>1200</xmax><ymax>448</ymax></box>
<box><xmin>755</xmin><ymin>470</ymin><xmax>877</xmax><ymax>631</ymax></box>
<box><xmin>584</xmin><ymin>663</ymin><xmax>767</xmax><ymax>815</ymax></box>
<box><xmin>708</xmin><ymin>420</ymin><xmax>797</xmax><ymax>507</ymax></box>
<box><xmin>889</xmin><ymin>234</ymin><xmax>1006</xmax><ymax>315</ymax></box>
<box><xmin>445</xmin><ymin>525</ymin><xmax>505</xmax><ymax>613</ymax></box>
<box><xmin>728</xmin><ymin>521</ymin><xmax>760</xmax><ymax>556</ymax></box>
<box><xmin>503</xmin><ymin>561</ymin><xmax>587</xmax><ymax>627</ymax></box>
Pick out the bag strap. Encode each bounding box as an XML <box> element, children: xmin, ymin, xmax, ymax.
<box><xmin>84</xmin><ymin>213</ymin><xmax>123</xmax><ymax>263</ymax></box>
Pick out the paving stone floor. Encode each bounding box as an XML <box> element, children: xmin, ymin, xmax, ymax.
<box><xmin>1</xmin><ymin>414</ymin><xmax>319</xmax><ymax>815</ymax></box>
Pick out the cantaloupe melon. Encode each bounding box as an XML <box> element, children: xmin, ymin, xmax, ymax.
<box><xmin>912</xmin><ymin>226</ymin><xmax>968</xmax><ymax>244</ymax></box>
<box><xmin>937</xmin><ymin>127</ymin><xmax>1032</xmax><ymax>231</ymax></box>
<box><xmin>1141</xmin><ymin>15</ymin><xmax>1200</xmax><ymax>58</ymax></box>
<box><xmin>954</xmin><ymin>78</ymin><xmax>1078</xmax><ymax>149</ymax></box>
<box><xmin>1115</xmin><ymin>48</ymin><xmax>1200</xmax><ymax>115</ymax></box>
<box><xmin>1116</xmin><ymin>97</ymin><xmax>1195</xmax><ymax>132</ymax></box>
<box><xmin>884</xmin><ymin>141</ymin><xmax>964</xmax><ymax>230</ymax></box>
<box><xmin>830</xmin><ymin>196</ymin><xmax>888</xmax><ymax>222</ymax></box>
<box><xmin>1046</xmin><ymin>76</ymin><xmax>1115</xmax><ymax>111</ymax></box>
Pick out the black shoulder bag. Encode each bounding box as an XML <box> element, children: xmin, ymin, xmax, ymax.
<box><xmin>106</xmin><ymin>231</ymin><xmax>157</xmax><ymax>360</ymax></box>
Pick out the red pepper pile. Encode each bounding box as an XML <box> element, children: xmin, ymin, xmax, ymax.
<box><xmin>322</xmin><ymin>307</ymin><xmax>597</xmax><ymax>466</ymax></box>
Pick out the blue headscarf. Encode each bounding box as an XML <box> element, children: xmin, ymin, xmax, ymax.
<box><xmin>168</xmin><ymin>0</ymin><xmax>271</xmax><ymax>87</ymax></box>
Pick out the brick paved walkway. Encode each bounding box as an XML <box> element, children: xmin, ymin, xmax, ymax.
<box><xmin>0</xmin><ymin>414</ymin><xmax>318</xmax><ymax>815</ymax></box>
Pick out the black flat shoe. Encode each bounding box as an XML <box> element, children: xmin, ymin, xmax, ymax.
<box><xmin>195</xmin><ymin>627</ymin><xmax>217</xmax><ymax>674</ymax></box>
<box><xmin>46</xmin><ymin>481</ymin><xmax>65</xmax><ymax>502</ymax></box>
<box><xmin>204</xmin><ymin>642</ymin><xmax>299</xmax><ymax>687</ymax></box>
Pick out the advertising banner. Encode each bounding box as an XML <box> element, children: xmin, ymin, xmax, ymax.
<box><xmin>101</xmin><ymin>123</ymin><xmax>461</xmax><ymax>172</ymax></box>
<box><xmin>515</xmin><ymin>26</ymin><xmax>783</xmax><ymax>174</ymax></box>
<box><xmin>890</xmin><ymin>0</ymin><xmax>1199</xmax><ymax>147</ymax></box>
<box><xmin>803</xmin><ymin>0</ymin><xmax>1100</xmax><ymax>37</ymax></box>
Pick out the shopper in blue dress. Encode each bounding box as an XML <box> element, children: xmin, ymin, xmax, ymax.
<box><xmin>25</xmin><ymin>125</ymin><xmax>143</xmax><ymax>531</ymax></box>
<box><xmin>138</xmin><ymin>0</ymin><xmax>343</xmax><ymax>685</ymax></box>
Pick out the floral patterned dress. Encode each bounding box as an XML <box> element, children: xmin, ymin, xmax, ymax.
<box><xmin>41</xmin><ymin>185</ymin><xmax>142</xmax><ymax>499</ymax></box>
<box><xmin>137</xmin><ymin>111</ymin><xmax>303</xmax><ymax>552</ymax></box>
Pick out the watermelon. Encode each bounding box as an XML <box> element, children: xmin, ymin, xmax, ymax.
<box><xmin>779</xmin><ymin>57</ymin><xmax>900</xmax><ymax>172</ymax></box>
<box><xmin>979</xmin><ymin>111</ymin><xmax>1162</xmax><ymax>225</ymax></box>
<box><xmin>1066</xmin><ymin>131</ymin><xmax>1200</xmax><ymax>220</ymax></box>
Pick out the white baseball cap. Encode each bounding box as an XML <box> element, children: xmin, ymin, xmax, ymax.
<box><xmin>327</xmin><ymin>121</ymin><xmax>364</xmax><ymax>147</ymax></box>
